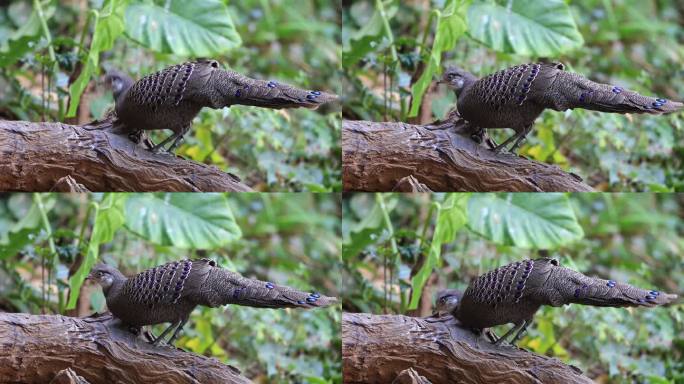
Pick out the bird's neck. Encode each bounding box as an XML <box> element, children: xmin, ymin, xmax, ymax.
<box><xmin>456</xmin><ymin>72</ymin><xmax>478</xmax><ymax>98</ymax></box>
<box><xmin>103</xmin><ymin>272</ymin><xmax>127</xmax><ymax>300</ymax></box>
<box><xmin>114</xmin><ymin>75</ymin><xmax>134</xmax><ymax>105</ymax></box>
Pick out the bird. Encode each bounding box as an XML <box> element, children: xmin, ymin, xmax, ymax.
<box><xmin>441</xmin><ymin>258</ymin><xmax>677</xmax><ymax>346</ymax></box>
<box><xmin>439</xmin><ymin>62</ymin><xmax>683</xmax><ymax>153</ymax></box>
<box><xmin>86</xmin><ymin>258</ymin><xmax>337</xmax><ymax>346</ymax></box>
<box><xmin>104</xmin><ymin>59</ymin><xmax>337</xmax><ymax>153</ymax></box>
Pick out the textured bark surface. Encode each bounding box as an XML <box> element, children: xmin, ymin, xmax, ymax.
<box><xmin>342</xmin><ymin>117</ymin><xmax>593</xmax><ymax>192</ymax></box>
<box><xmin>0</xmin><ymin>119</ymin><xmax>252</xmax><ymax>192</ymax></box>
<box><xmin>342</xmin><ymin>312</ymin><xmax>592</xmax><ymax>384</ymax></box>
<box><xmin>0</xmin><ymin>312</ymin><xmax>251</xmax><ymax>384</ymax></box>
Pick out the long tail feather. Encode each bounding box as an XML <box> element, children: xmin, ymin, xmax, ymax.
<box><xmin>209</xmin><ymin>268</ymin><xmax>337</xmax><ymax>309</ymax></box>
<box><xmin>557</xmin><ymin>71</ymin><xmax>683</xmax><ymax>115</ymax></box>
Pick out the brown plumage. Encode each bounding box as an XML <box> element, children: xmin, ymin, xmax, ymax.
<box><xmin>105</xmin><ymin>59</ymin><xmax>337</xmax><ymax>152</ymax></box>
<box><xmin>444</xmin><ymin>258</ymin><xmax>677</xmax><ymax>345</ymax></box>
<box><xmin>441</xmin><ymin>62</ymin><xmax>683</xmax><ymax>153</ymax></box>
<box><xmin>87</xmin><ymin>259</ymin><xmax>337</xmax><ymax>345</ymax></box>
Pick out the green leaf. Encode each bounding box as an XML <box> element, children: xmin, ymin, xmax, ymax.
<box><xmin>409</xmin><ymin>194</ymin><xmax>468</xmax><ymax>309</ymax></box>
<box><xmin>67</xmin><ymin>194</ymin><xmax>126</xmax><ymax>309</ymax></box>
<box><xmin>342</xmin><ymin>197</ymin><xmax>397</xmax><ymax>260</ymax></box>
<box><xmin>124</xmin><ymin>193</ymin><xmax>241</xmax><ymax>249</ymax></box>
<box><xmin>67</xmin><ymin>0</ymin><xmax>126</xmax><ymax>117</ymax></box>
<box><xmin>409</xmin><ymin>0</ymin><xmax>470</xmax><ymax>117</ymax></box>
<box><xmin>0</xmin><ymin>194</ymin><xmax>53</xmax><ymax>259</ymax></box>
<box><xmin>124</xmin><ymin>0</ymin><xmax>241</xmax><ymax>56</ymax></box>
<box><xmin>0</xmin><ymin>2</ymin><xmax>55</xmax><ymax>67</ymax></box>
<box><xmin>467</xmin><ymin>193</ymin><xmax>583</xmax><ymax>249</ymax></box>
<box><xmin>342</xmin><ymin>0</ymin><xmax>398</xmax><ymax>68</ymax></box>
<box><xmin>467</xmin><ymin>0</ymin><xmax>584</xmax><ymax>56</ymax></box>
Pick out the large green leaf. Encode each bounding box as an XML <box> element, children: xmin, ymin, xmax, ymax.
<box><xmin>67</xmin><ymin>193</ymin><xmax>126</xmax><ymax>309</ymax></box>
<box><xmin>467</xmin><ymin>193</ymin><xmax>583</xmax><ymax>249</ymax></box>
<box><xmin>408</xmin><ymin>194</ymin><xmax>468</xmax><ymax>309</ymax></box>
<box><xmin>124</xmin><ymin>193</ymin><xmax>241</xmax><ymax>249</ymax></box>
<box><xmin>467</xmin><ymin>0</ymin><xmax>584</xmax><ymax>56</ymax></box>
<box><xmin>409</xmin><ymin>0</ymin><xmax>469</xmax><ymax>117</ymax></box>
<box><xmin>67</xmin><ymin>0</ymin><xmax>126</xmax><ymax>117</ymax></box>
<box><xmin>125</xmin><ymin>0</ymin><xmax>241</xmax><ymax>56</ymax></box>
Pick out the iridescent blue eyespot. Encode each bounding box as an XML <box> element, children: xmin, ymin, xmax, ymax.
<box><xmin>652</xmin><ymin>102</ymin><xmax>661</xmax><ymax>107</ymax></box>
<box><xmin>310</xmin><ymin>292</ymin><xmax>320</xmax><ymax>298</ymax></box>
<box><xmin>306</xmin><ymin>297</ymin><xmax>317</xmax><ymax>303</ymax></box>
<box><xmin>656</xmin><ymin>98</ymin><xmax>666</xmax><ymax>103</ymax></box>
<box><xmin>311</xmin><ymin>91</ymin><xmax>321</xmax><ymax>95</ymax></box>
<box><xmin>637</xmin><ymin>298</ymin><xmax>645</xmax><ymax>303</ymax></box>
<box><xmin>606</xmin><ymin>280</ymin><xmax>616</xmax><ymax>288</ymax></box>
<box><xmin>306</xmin><ymin>94</ymin><xmax>317</xmax><ymax>100</ymax></box>
<box><xmin>646</xmin><ymin>295</ymin><xmax>656</xmax><ymax>300</ymax></box>
<box><xmin>650</xmin><ymin>290</ymin><xmax>659</xmax><ymax>296</ymax></box>
<box><xmin>267</xmin><ymin>81</ymin><xmax>277</xmax><ymax>88</ymax></box>
<box><xmin>297</xmin><ymin>300</ymin><xmax>305</xmax><ymax>304</ymax></box>
<box><xmin>265</xmin><ymin>282</ymin><xmax>275</xmax><ymax>289</ymax></box>
<box><xmin>612</xmin><ymin>86</ymin><xmax>623</xmax><ymax>94</ymax></box>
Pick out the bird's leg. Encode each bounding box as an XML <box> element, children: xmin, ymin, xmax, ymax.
<box><xmin>492</xmin><ymin>130</ymin><xmax>523</xmax><ymax>153</ymax></box>
<box><xmin>493</xmin><ymin>320</ymin><xmax>526</xmax><ymax>346</ymax></box>
<box><xmin>509</xmin><ymin>318</ymin><xmax>532</xmax><ymax>346</ymax></box>
<box><xmin>151</xmin><ymin>132</ymin><xmax>181</xmax><ymax>153</ymax></box>
<box><xmin>508</xmin><ymin>124</ymin><xmax>533</xmax><ymax>153</ymax></box>
<box><xmin>151</xmin><ymin>320</ymin><xmax>181</xmax><ymax>345</ymax></box>
<box><xmin>166</xmin><ymin>125</ymin><xmax>191</xmax><ymax>153</ymax></box>
<box><xmin>484</xmin><ymin>328</ymin><xmax>499</xmax><ymax>343</ymax></box>
<box><xmin>166</xmin><ymin>316</ymin><xmax>190</xmax><ymax>346</ymax></box>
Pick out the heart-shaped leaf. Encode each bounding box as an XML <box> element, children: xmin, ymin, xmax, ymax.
<box><xmin>125</xmin><ymin>0</ymin><xmax>241</xmax><ymax>56</ymax></box>
<box><xmin>467</xmin><ymin>193</ymin><xmax>583</xmax><ymax>248</ymax></box>
<box><xmin>124</xmin><ymin>193</ymin><xmax>241</xmax><ymax>249</ymax></box>
<box><xmin>468</xmin><ymin>0</ymin><xmax>583</xmax><ymax>56</ymax></box>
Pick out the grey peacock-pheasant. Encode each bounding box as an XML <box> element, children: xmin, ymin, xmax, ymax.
<box><xmin>87</xmin><ymin>258</ymin><xmax>337</xmax><ymax>345</ymax></box>
<box><xmin>105</xmin><ymin>59</ymin><xmax>337</xmax><ymax>153</ymax></box>
<box><xmin>440</xmin><ymin>62</ymin><xmax>683</xmax><ymax>153</ymax></box>
<box><xmin>433</xmin><ymin>258</ymin><xmax>677</xmax><ymax>346</ymax></box>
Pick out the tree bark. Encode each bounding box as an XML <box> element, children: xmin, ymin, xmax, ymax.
<box><xmin>342</xmin><ymin>312</ymin><xmax>592</xmax><ymax>384</ymax></box>
<box><xmin>0</xmin><ymin>119</ymin><xmax>252</xmax><ymax>192</ymax></box>
<box><xmin>342</xmin><ymin>116</ymin><xmax>593</xmax><ymax>192</ymax></box>
<box><xmin>0</xmin><ymin>312</ymin><xmax>252</xmax><ymax>384</ymax></box>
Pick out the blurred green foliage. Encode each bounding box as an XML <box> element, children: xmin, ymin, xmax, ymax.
<box><xmin>342</xmin><ymin>193</ymin><xmax>684</xmax><ymax>383</ymax></box>
<box><xmin>343</xmin><ymin>0</ymin><xmax>684</xmax><ymax>191</ymax></box>
<box><xmin>0</xmin><ymin>0</ymin><xmax>341</xmax><ymax>191</ymax></box>
<box><xmin>0</xmin><ymin>193</ymin><xmax>341</xmax><ymax>383</ymax></box>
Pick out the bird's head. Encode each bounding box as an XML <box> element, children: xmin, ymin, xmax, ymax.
<box><xmin>439</xmin><ymin>66</ymin><xmax>475</xmax><ymax>97</ymax></box>
<box><xmin>87</xmin><ymin>263</ymin><xmax>121</xmax><ymax>291</ymax></box>
<box><xmin>433</xmin><ymin>289</ymin><xmax>462</xmax><ymax>317</ymax></box>
<box><xmin>104</xmin><ymin>70</ymin><xmax>134</xmax><ymax>102</ymax></box>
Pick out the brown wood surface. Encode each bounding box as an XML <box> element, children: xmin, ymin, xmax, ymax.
<box><xmin>0</xmin><ymin>312</ymin><xmax>252</xmax><ymax>384</ymax></box>
<box><xmin>342</xmin><ymin>312</ymin><xmax>592</xmax><ymax>384</ymax></box>
<box><xmin>0</xmin><ymin>119</ymin><xmax>252</xmax><ymax>192</ymax></box>
<box><xmin>342</xmin><ymin>117</ymin><xmax>593</xmax><ymax>192</ymax></box>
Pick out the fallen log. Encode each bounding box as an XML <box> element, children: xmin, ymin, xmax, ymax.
<box><xmin>0</xmin><ymin>119</ymin><xmax>252</xmax><ymax>192</ymax></box>
<box><xmin>0</xmin><ymin>312</ymin><xmax>251</xmax><ymax>384</ymax></box>
<box><xmin>342</xmin><ymin>312</ymin><xmax>591</xmax><ymax>384</ymax></box>
<box><xmin>342</xmin><ymin>117</ymin><xmax>593</xmax><ymax>192</ymax></box>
